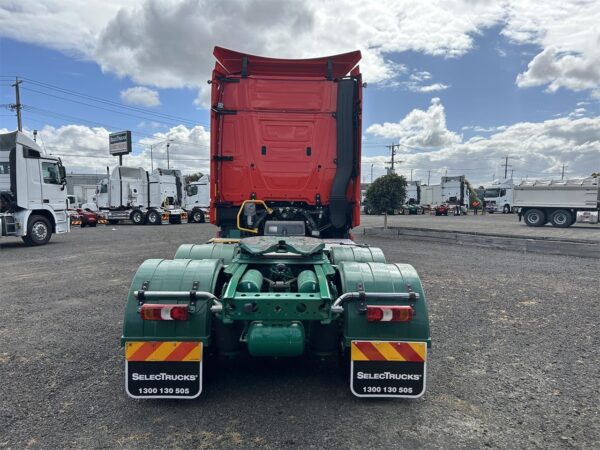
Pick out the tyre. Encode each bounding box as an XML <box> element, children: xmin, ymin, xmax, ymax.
<box><xmin>22</xmin><ymin>215</ymin><xmax>52</xmax><ymax>246</ymax></box>
<box><xmin>146</xmin><ymin>210</ymin><xmax>160</xmax><ymax>225</ymax></box>
<box><xmin>192</xmin><ymin>209</ymin><xmax>205</xmax><ymax>223</ymax></box>
<box><xmin>81</xmin><ymin>221</ymin><xmax>87</xmax><ymax>228</ymax></box>
<box><xmin>89</xmin><ymin>223</ymin><xmax>97</xmax><ymax>227</ymax></box>
<box><xmin>131</xmin><ymin>209</ymin><xmax>145</xmax><ymax>225</ymax></box>
<box><xmin>523</xmin><ymin>209</ymin><xmax>546</xmax><ymax>227</ymax></box>
<box><xmin>503</xmin><ymin>205</ymin><xmax>510</xmax><ymax>214</ymax></box>
<box><xmin>550</xmin><ymin>209</ymin><xmax>572</xmax><ymax>228</ymax></box>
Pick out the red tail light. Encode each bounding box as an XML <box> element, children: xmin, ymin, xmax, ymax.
<box><xmin>140</xmin><ymin>304</ymin><xmax>189</xmax><ymax>321</ymax></box>
<box><xmin>367</xmin><ymin>305</ymin><xmax>413</xmax><ymax>322</ymax></box>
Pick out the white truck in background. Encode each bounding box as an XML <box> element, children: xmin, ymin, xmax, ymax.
<box><xmin>184</xmin><ymin>174</ymin><xmax>210</xmax><ymax>223</ymax></box>
<box><xmin>406</xmin><ymin>180</ymin><xmax>421</xmax><ymax>205</ymax></box>
<box><xmin>441</xmin><ymin>176</ymin><xmax>469</xmax><ymax>214</ymax></box>
<box><xmin>96</xmin><ymin>166</ymin><xmax>188</xmax><ymax>225</ymax></box>
<box><xmin>484</xmin><ymin>178</ymin><xmax>514</xmax><ymax>213</ymax></box>
<box><xmin>0</xmin><ymin>131</ymin><xmax>70</xmax><ymax>245</ymax></box>
<box><xmin>514</xmin><ymin>177</ymin><xmax>600</xmax><ymax>227</ymax></box>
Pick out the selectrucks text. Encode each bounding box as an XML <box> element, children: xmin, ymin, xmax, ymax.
<box><xmin>356</xmin><ymin>372</ymin><xmax>422</xmax><ymax>381</ymax></box>
<box><xmin>131</xmin><ymin>373</ymin><xmax>198</xmax><ymax>382</ymax></box>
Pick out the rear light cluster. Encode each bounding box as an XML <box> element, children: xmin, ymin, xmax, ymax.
<box><xmin>366</xmin><ymin>305</ymin><xmax>414</xmax><ymax>322</ymax></box>
<box><xmin>140</xmin><ymin>304</ymin><xmax>189</xmax><ymax>321</ymax></box>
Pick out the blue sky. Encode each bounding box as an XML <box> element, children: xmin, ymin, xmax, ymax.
<box><xmin>1</xmin><ymin>1</ymin><xmax>598</xmax><ymax>185</ymax></box>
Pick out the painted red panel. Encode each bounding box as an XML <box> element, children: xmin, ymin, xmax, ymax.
<box><xmin>210</xmin><ymin>47</ymin><xmax>362</xmax><ymax>228</ymax></box>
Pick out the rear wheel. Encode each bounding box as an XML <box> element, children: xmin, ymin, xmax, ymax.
<box><xmin>524</xmin><ymin>209</ymin><xmax>546</xmax><ymax>227</ymax></box>
<box><xmin>192</xmin><ymin>209</ymin><xmax>205</xmax><ymax>223</ymax></box>
<box><xmin>146</xmin><ymin>210</ymin><xmax>160</xmax><ymax>225</ymax></box>
<box><xmin>22</xmin><ymin>215</ymin><xmax>52</xmax><ymax>246</ymax></box>
<box><xmin>131</xmin><ymin>209</ymin><xmax>145</xmax><ymax>225</ymax></box>
<box><xmin>550</xmin><ymin>209</ymin><xmax>572</xmax><ymax>228</ymax></box>
<box><xmin>503</xmin><ymin>204</ymin><xmax>510</xmax><ymax>214</ymax></box>
<box><xmin>89</xmin><ymin>222</ymin><xmax>97</xmax><ymax>227</ymax></box>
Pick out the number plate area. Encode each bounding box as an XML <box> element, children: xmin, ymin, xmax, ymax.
<box><xmin>350</xmin><ymin>341</ymin><xmax>427</xmax><ymax>398</ymax></box>
<box><xmin>125</xmin><ymin>341</ymin><xmax>202</xmax><ymax>399</ymax></box>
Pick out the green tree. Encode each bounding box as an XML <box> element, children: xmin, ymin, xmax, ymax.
<box><xmin>365</xmin><ymin>173</ymin><xmax>406</xmax><ymax>228</ymax></box>
<box><xmin>185</xmin><ymin>172</ymin><xmax>204</xmax><ymax>184</ymax></box>
<box><xmin>592</xmin><ymin>172</ymin><xmax>599</xmax><ymax>178</ymax></box>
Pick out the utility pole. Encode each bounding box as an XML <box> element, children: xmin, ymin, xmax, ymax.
<box><xmin>386</xmin><ymin>143</ymin><xmax>401</xmax><ymax>174</ymax></box>
<box><xmin>410</xmin><ymin>168</ymin><xmax>413</xmax><ymax>182</ymax></box>
<box><xmin>561</xmin><ymin>164</ymin><xmax>567</xmax><ymax>180</ymax></box>
<box><xmin>10</xmin><ymin>77</ymin><xmax>23</xmax><ymax>131</ymax></box>
<box><xmin>150</xmin><ymin>144</ymin><xmax>154</xmax><ymax>172</ymax></box>
<box><xmin>370</xmin><ymin>164</ymin><xmax>374</xmax><ymax>184</ymax></box>
<box><xmin>511</xmin><ymin>168</ymin><xmax>514</xmax><ymax>179</ymax></box>
<box><xmin>166</xmin><ymin>142</ymin><xmax>171</xmax><ymax>170</ymax></box>
<box><xmin>427</xmin><ymin>170</ymin><xmax>431</xmax><ymax>185</ymax></box>
<box><xmin>502</xmin><ymin>155</ymin><xmax>509</xmax><ymax>179</ymax></box>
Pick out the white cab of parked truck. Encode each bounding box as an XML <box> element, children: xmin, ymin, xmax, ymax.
<box><xmin>484</xmin><ymin>178</ymin><xmax>514</xmax><ymax>213</ymax></box>
<box><xmin>184</xmin><ymin>174</ymin><xmax>210</xmax><ymax>223</ymax></box>
<box><xmin>441</xmin><ymin>176</ymin><xmax>469</xmax><ymax>214</ymax></box>
<box><xmin>514</xmin><ymin>177</ymin><xmax>600</xmax><ymax>227</ymax></box>
<box><xmin>0</xmin><ymin>131</ymin><xmax>69</xmax><ymax>245</ymax></box>
<box><xmin>406</xmin><ymin>180</ymin><xmax>421</xmax><ymax>205</ymax></box>
<box><xmin>96</xmin><ymin>166</ymin><xmax>187</xmax><ymax>225</ymax></box>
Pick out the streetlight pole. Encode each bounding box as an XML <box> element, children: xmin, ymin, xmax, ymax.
<box><xmin>370</xmin><ymin>164</ymin><xmax>374</xmax><ymax>183</ymax></box>
<box><xmin>166</xmin><ymin>143</ymin><xmax>170</xmax><ymax>170</ymax></box>
<box><xmin>150</xmin><ymin>144</ymin><xmax>154</xmax><ymax>172</ymax></box>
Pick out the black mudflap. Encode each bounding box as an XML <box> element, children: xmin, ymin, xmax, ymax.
<box><xmin>350</xmin><ymin>340</ymin><xmax>427</xmax><ymax>398</ymax></box>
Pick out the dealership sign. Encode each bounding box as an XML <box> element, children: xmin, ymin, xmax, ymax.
<box><xmin>109</xmin><ymin>131</ymin><xmax>132</xmax><ymax>156</ymax></box>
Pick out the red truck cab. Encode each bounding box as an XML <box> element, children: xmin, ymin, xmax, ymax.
<box><xmin>210</xmin><ymin>47</ymin><xmax>363</xmax><ymax>238</ymax></box>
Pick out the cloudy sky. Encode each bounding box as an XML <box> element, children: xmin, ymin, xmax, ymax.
<box><xmin>1</xmin><ymin>0</ymin><xmax>599</xmax><ymax>185</ymax></box>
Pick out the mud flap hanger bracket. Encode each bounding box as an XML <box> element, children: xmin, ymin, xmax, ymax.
<box><xmin>134</xmin><ymin>282</ymin><xmax>223</xmax><ymax>313</ymax></box>
<box><xmin>330</xmin><ymin>290</ymin><xmax>420</xmax><ymax>314</ymax></box>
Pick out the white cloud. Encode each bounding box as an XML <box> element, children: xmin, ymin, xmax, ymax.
<box><xmin>120</xmin><ymin>86</ymin><xmax>161</xmax><ymax>107</ymax></box>
<box><xmin>367</xmin><ymin>98</ymin><xmax>461</xmax><ymax>148</ymax></box>
<box><xmin>366</xmin><ymin>100</ymin><xmax>600</xmax><ymax>184</ymax></box>
<box><xmin>504</xmin><ymin>1</ymin><xmax>600</xmax><ymax>96</ymax></box>
<box><xmin>413</xmin><ymin>83</ymin><xmax>450</xmax><ymax>93</ymax></box>
<box><xmin>29</xmin><ymin>124</ymin><xmax>209</xmax><ymax>175</ymax></box>
<box><xmin>2</xmin><ymin>2</ymin><xmax>600</xmax><ymax>100</ymax></box>
<box><xmin>0</xmin><ymin>0</ymin><xmax>506</xmax><ymax>106</ymax></box>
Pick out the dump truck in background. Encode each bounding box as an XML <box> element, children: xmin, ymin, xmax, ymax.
<box><xmin>121</xmin><ymin>47</ymin><xmax>431</xmax><ymax>400</ymax></box>
<box><xmin>515</xmin><ymin>178</ymin><xmax>600</xmax><ymax>227</ymax></box>
<box><xmin>0</xmin><ymin>131</ymin><xmax>70</xmax><ymax>245</ymax></box>
<box><xmin>96</xmin><ymin>166</ymin><xmax>188</xmax><ymax>225</ymax></box>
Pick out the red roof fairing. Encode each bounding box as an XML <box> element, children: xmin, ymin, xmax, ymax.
<box><xmin>213</xmin><ymin>46</ymin><xmax>361</xmax><ymax>78</ymax></box>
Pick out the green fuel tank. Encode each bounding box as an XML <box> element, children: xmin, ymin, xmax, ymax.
<box><xmin>247</xmin><ymin>321</ymin><xmax>305</xmax><ymax>357</ymax></box>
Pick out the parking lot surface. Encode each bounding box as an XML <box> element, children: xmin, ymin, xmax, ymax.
<box><xmin>1</xmin><ymin>224</ymin><xmax>599</xmax><ymax>449</ymax></box>
<box><xmin>359</xmin><ymin>212</ymin><xmax>600</xmax><ymax>242</ymax></box>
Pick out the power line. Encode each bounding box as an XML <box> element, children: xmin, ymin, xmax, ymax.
<box><xmin>19</xmin><ymin>76</ymin><xmax>208</xmax><ymax>128</ymax></box>
<box><xmin>22</xmin><ymin>105</ymin><xmax>208</xmax><ymax>147</ymax></box>
<box><xmin>21</xmin><ymin>86</ymin><xmax>200</xmax><ymax>129</ymax></box>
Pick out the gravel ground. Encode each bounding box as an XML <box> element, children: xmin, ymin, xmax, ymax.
<box><xmin>1</xmin><ymin>224</ymin><xmax>598</xmax><ymax>449</ymax></box>
<box><xmin>359</xmin><ymin>212</ymin><xmax>600</xmax><ymax>242</ymax></box>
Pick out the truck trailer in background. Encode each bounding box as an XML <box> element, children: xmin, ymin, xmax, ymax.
<box><xmin>0</xmin><ymin>131</ymin><xmax>70</xmax><ymax>245</ymax></box>
<box><xmin>514</xmin><ymin>177</ymin><xmax>600</xmax><ymax>227</ymax></box>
